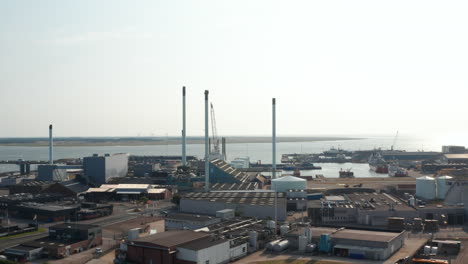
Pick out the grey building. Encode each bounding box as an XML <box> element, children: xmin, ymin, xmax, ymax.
<box><xmin>83</xmin><ymin>153</ymin><xmax>128</xmax><ymax>184</ymax></box>
<box><xmin>180</xmin><ymin>191</ymin><xmax>287</xmax><ymax>221</ymax></box>
<box><xmin>37</xmin><ymin>165</ymin><xmax>68</xmax><ymax>182</ymax></box>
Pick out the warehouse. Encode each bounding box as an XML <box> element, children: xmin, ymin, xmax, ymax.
<box><xmin>83</xmin><ymin>153</ymin><xmax>128</xmax><ymax>184</ymax></box>
<box><xmin>84</xmin><ymin>184</ymin><xmax>172</xmax><ymax>202</ymax></box>
<box><xmin>180</xmin><ymin>191</ymin><xmax>287</xmax><ymax>221</ymax></box>
<box><xmin>313</xmin><ymin>227</ymin><xmax>405</xmax><ymax>261</ymax></box>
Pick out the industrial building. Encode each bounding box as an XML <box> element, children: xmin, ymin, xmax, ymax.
<box><xmin>312</xmin><ymin>227</ymin><xmax>405</xmax><ymax>260</ymax></box>
<box><xmin>83</xmin><ymin>153</ymin><xmax>128</xmax><ymax>184</ymax></box>
<box><xmin>180</xmin><ymin>191</ymin><xmax>287</xmax><ymax>221</ymax></box>
<box><xmin>440</xmin><ymin>153</ymin><xmax>468</xmax><ymax>164</ymax></box>
<box><xmin>8</xmin><ymin>180</ymin><xmax>54</xmax><ymax>194</ymax></box>
<box><xmin>209</xmin><ymin>159</ymin><xmax>250</xmax><ymax>184</ymax></box>
<box><xmin>42</xmin><ymin>179</ymin><xmax>89</xmax><ymax>197</ymax></box>
<box><xmin>165</xmin><ymin>213</ymin><xmax>221</xmax><ymax>230</ymax></box>
<box><xmin>4</xmin><ymin>223</ymin><xmax>102</xmax><ymax>261</ymax></box>
<box><xmin>36</xmin><ymin>164</ymin><xmax>83</xmax><ymax>182</ymax></box>
<box><xmin>84</xmin><ymin>183</ymin><xmax>172</xmax><ymax>202</ymax></box>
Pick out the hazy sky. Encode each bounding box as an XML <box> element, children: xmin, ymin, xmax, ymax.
<box><xmin>1</xmin><ymin>1</ymin><xmax>467</xmax><ymax>137</ymax></box>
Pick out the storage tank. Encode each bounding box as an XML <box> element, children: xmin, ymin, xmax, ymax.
<box><xmin>273</xmin><ymin>240</ymin><xmax>289</xmax><ymax>252</ymax></box>
<box><xmin>423</xmin><ymin>245</ymin><xmax>431</xmax><ymax>255</ymax></box>
<box><xmin>409</xmin><ymin>197</ymin><xmax>415</xmax><ymax>207</ymax></box>
<box><xmin>431</xmin><ymin>246</ymin><xmax>438</xmax><ymax>255</ymax></box>
<box><xmin>272</xmin><ymin>176</ymin><xmax>307</xmax><ymax>192</ymax></box>
<box><xmin>298</xmin><ymin>235</ymin><xmax>307</xmax><ymax>253</ymax></box>
<box><xmin>280</xmin><ymin>224</ymin><xmax>289</xmax><ymax>236</ymax></box>
<box><xmin>249</xmin><ymin>231</ymin><xmax>258</xmax><ymax>249</ymax></box>
<box><xmin>416</xmin><ymin>176</ymin><xmax>436</xmax><ymax>200</ymax></box>
<box><xmin>304</xmin><ymin>227</ymin><xmax>312</xmax><ymax>243</ymax></box>
<box><xmin>127</xmin><ymin>228</ymin><xmax>141</xmax><ymax>241</ymax></box>
<box><xmin>266</xmin><ymin>239</ymin><xmax>281</xmax><ymax>251</ymax></box>
<box><xmin>266</xmin><ymin>220</ymin><xmax>276</xmax><ymax>229</ymax></box>
<box><xmin>436</xmin><ymin>175</ymin><xmax>453</xmax><ymax>199</ymax></box>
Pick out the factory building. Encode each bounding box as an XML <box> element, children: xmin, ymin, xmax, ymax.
<box><xmin>165</xmin><ymin>213</ymin><xmax>221</xmax><ymax>230</ymax></box>
<box><xmin>442</xmin><ymin>145</ymin><xmax>466</xmax><ymax>154</ymax></box>
<box><xmin>440</xmin><ymin>154</ymin><xmax>468</xmax><ymax>164</ymax></box>
<box><xmin>181</xmin><ymin>191</ymin><xmax>287</xmax><ymax>221</ymax></box>
<box><xmin>133</xmin><ymin>163</ymin><xmax>162</xmax><ymax>177</ymax></box>
<box><xmin>84</xmin><ymin>184</ymin><xmax>172</xmax><ymax>202</ymax></box>
<box><xmin>42</xmin><ymin>179</ymin><xmax>89</xmax><ymax>197</ymax></box>
<box><xmin>209</xmin><ymin>159</ymin><xmax>250</xmax><ymax>184</ymax></box>
<box><xmin>37</xmin><ymin>164</ymin><xmax>68</xmax><ymax>182</ymax></box>
<box><xmin>8</xmin><ymin>180</ymin><xmax>54</xmax><ymax>194</ymax></box>
<box><xmin>5</xmin><ymin>223</ymin><xmax>102</xmax><ymax>261</ymax></box>
<box><xmin>83</xmin><ymin>153</ymin><xmax>128</xmax><ymax>184</ymax></box>
<box><xmin>312</xmin><ymin>227</ymin><xmax>405</xmax><ymax>260</ymax></box>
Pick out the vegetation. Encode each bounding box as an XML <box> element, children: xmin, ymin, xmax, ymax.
<box><xmin>0</xmin><ymin>227</ymin><xmax>46</xmax><ymax>240</ymax></box>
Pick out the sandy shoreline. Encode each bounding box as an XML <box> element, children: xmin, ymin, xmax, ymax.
<box><xmin>0</xmin><ymin>136</ymin><xmax>363</xmax><ymax>147</ymax></box>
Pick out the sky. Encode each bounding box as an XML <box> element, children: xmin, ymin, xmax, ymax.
<box><xmin>1</xmin><ymin>0</ymin><xmax>467</xmax><ymax>138</ymax></box>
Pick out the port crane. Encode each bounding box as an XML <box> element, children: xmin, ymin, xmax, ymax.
<box><xmin>210</xmin><ymin>103</ymin><xmax>222</xmax><ymax>159</ymax></box>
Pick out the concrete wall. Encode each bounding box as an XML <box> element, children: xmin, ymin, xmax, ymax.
<box><xmin>180</xmin><ymin>198</ymin><xmax>287</xmax><ymax>221</ymax></box>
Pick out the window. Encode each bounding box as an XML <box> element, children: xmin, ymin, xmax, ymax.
<box><xmin>242</xmin><ymin>247</ymin><xmax>246</xmax><ymax>253</ymax></box>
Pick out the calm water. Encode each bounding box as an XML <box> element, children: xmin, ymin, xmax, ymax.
<box><xmin>0</xmin><ymin>134</ymin><xmax>458</xmax><ymax>175</ymax></box>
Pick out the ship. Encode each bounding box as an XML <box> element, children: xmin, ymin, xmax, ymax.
<box><xmin>368</xmin><ymin>152</ymin><xmax>388</xmax><ymax>173</ymax></box>
<box><xmin>339</xmin><ymin>168</ymin><xmax>354</xmax><ymax>178</ymax></box>
<box><xmin>388</xmin><ymin>164</ymin><xmax>408</xmax><ymax>177</ymax></box>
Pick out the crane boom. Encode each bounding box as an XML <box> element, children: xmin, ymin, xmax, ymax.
<box><xmin>210</xmin><ymin>103</ymin><xmax>220</xmax><ymax>153</ymax></box>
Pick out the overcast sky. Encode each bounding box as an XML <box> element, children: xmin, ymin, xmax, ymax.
<box><xmin>1</xmin><ymin>1</ymin><xmax>467</xmax><ymax>137</ymax></box>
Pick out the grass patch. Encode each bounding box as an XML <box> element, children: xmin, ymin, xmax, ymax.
<box><xmin>0</xmin><ymin>228</ymin><xmax>46</xmax><ymax>240</ymax></box>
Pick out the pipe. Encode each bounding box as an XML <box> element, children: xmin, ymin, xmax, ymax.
<box><xmin>49</xmin><ymin>124</ymin><xmax>53</xmax><ymax>164</ymax></box>
<box><xmin>182</xmin><ymin>86</ymin><xmax>187</xmax><ymax>166</ymax></box>
<box><xmin>205</xmin><ymin>90</ymin><xmax>210</xmax><ymax>192</ymax></box>
<box><xmin>272</xmin><ymin>98</ymin><xmax>276</xmax><ymax>179</ymax></box>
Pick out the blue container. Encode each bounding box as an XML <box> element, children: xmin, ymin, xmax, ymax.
<box><xmin>307</xmin><ymin>193</ymin><xmax>323</xmax><ymax>200</ymax></box>
<box><xmin>349</xmin><ymin>253</ymin><xmax>364</xmax><ymax>259</ymax></box>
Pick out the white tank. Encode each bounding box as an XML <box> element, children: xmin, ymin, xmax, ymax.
<box><xmin>266</xmin><ymin>239</ymin><xmax>281</xmax><ymax>250</ymax></box>
<box><xmin>272</xmin><ymin>176</ymin><xmax>307</xmax><ymax>192</ymax></box>
<box><xmin>273</xmin><ymin>240</ymin><xmax>289</xmax><ymax>252</ymax></box>
<box><xmin>409</xmin><ymin>197</ymin><xmax>415</xmax><ymax>207</ymax></box>
<box><xmin>127</xmin><ymin>228</ymin><xmax>141</xmax><ymax>241</ymax></box>
<box><xmin>436</xmin><ymin>176</ymin><xmax>453</xmax><ymax>199</ymax></box>
<box><xmin>249</xmin><ymin>231</ymin><xmax>258</xmax><ymax>249</ymax></box>
<box><xmin>416</xmin><ymin>176</ymin><xmax>436</xmax><ymax>200</ymax></box>
<box><xmin>267</xmin><ymin>220</ymin><xmax>276</xmax><ymax>229</ymax></box>
<box><xmin>298</xmin><ymin>235</ymin><xmax>307</xmax><ymax>253</ymax></box>
<box><xmin>424</xmin><ymin>245</ymin><xmax>431</xmax><ymax>254</ymax></box>
<box><xmin>431</xmin><ymin>246</ymin><xmax>438</xmax><ymax>255</ymax></box>
<box><xmin>280</xmin><ymin>224</ymin><xmax>290</xmax><ymax>236</ymax></box>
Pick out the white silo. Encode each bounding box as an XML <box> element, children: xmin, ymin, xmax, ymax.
<box><xmin>416</xmin><ymin>176</ymin><xmax>436</xmax><ymax>200</ymax></box>
<box><xmin>272</xmin><ymin>176</ymin><xmax>307</xmax><ymax>192</ymax></box>
<box><xmin>298</xmin><ymin>235</ymin><xmax>307</xmax><ymax>253</ymax></box>
<box><xmin>436</xmin><ymin>175</ymin><xmax>453</xmax><ymax>199</ymax></box>
<box><xmin>249</xmin><ymin>231</ymin><xmax>258</xmax><ymax>249</ymax></box>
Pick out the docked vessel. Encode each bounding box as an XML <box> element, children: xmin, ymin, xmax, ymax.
<box><xmin>388</xmin><ymin>164</ymin><xmax>408</xmax><ymax>177</ymax></box>
<box><xmin>339</xmin><ymin>168</ymin><xmax>354</xmax><ymax>178</ymax></box>
<box><xmin>368</xmin><ymin>152</ymin><xmax>388</xmax><ymax>173</ymax></box>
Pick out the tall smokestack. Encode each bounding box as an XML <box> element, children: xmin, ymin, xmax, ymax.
<box><xmin>272</xmin><ymin>98</ymin><xmax>276</xmax><ymax>179</ymax></box>
<box><xmin>182</xmin><ymin>86</ymin><xmax>187</xmax><ymax>166</ymax></box>
<box><xmin>204</xmin><ymin>90</ymin><xmax>210</xmax><ymax>192</ymax></box>
<box><xmin>222</xmin><ymin>137</ymin><xmax>226</xmax><ymax>160</ymax></box>
<box><xmin>49</xmin><ymin>124</ymin><xmax>53</xmax><ymax>164</ymax></box>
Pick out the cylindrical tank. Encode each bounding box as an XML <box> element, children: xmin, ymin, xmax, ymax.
<box><xmin>266</xmin><ymin>239</ymin><xmax>281</xmax><ymax>250</ymax></box>
<box><xmin>298</xmin><ymin>235</ymin><xmax>307</xmax><ymax>253</ymax></box>
<box><xmin>266</xmin><ymin>220</ymin><xmax>276</xmax><ymax>229</ymax></box>
<box><xmin>249</xmin><ymin>231</ymin><xmax>258</xmax><ymax>249</ymax></box>
<box><xmin>436</xmin><ymin>176</ymin><xmax>453</xmax><ymax>199</ymax></box>
<box><xmin>409</xmin><ymin>197</ymin><xmax>415</xmax><ymax>207</ymax></box>
<box><xmin>304</xmin><ymin>227</ymin><xmax>312</xmax><ymax>243</ymax></box>
<box><xmin>273</xmin><ymin>240</ymin><xmax>289</xmax><ymax>252</ymax></box>
<box><xmin>431</xmin><ymin>246</ymin><xmax>438</xmax><ymax>255</ymax></box>
<box><xmin>424</xmin><ymin>245</ymin><xmax>431</xmax><ymax>254</ymax></box>
<box><xmin>280</xmin><ymin>224</ymin><xmax>290</xmax><ymax>236</ymax></box>
<box><xmin>416</xmin><ymin>176</ymin><xmax>436</xmax><ymax>200</ymax></box>
<box><xmin>127</xmin><ymin>228</ymin><xmax>141</xmax><ymax>241</ymax></box>
<box><xmin>305</xmin><ymin>244</ymin><xmax>316</xmax><ymax>253</ymax></box>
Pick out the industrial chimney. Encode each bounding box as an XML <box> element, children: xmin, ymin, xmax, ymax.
<box><xmin>182</xmin><ymin>86</ymin><xmax>187</xmax><ymax>166</ymax></box>
<box><xmin>272</xmin><ymin>98</ymin><xmax>276</xmax><ymax>179</ymax></box>
<box><xmin>49</xmin><ymin>124</ymin><xmax>53</xmax><ymax>164</ymax></box>
<box><xmin>204</xmin><ymin>90</ymin><xmax>210</xmax><ymax>192</ymax></box>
